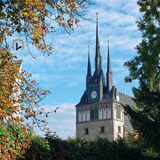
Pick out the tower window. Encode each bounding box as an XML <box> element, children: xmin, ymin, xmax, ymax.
<box><xmin>116</xmin><ymin>108</ymin><xmax>121</xmax><ymax>120</ymax></box>
<box><xmin>84</xmin><ymin>128</ymin><xmax>89</xmax><ymax>135</ymax></box>
<box><xmin>118</xmin><ymin>126</ymin><xmax>121</xmax><ymax>134</ymax></box>
<box><xmin>95</xmin><ymin>108</ymin><xmax>98</xmax><ymax>119</ymax></box>
<box><xmin>90</xmin><ymin>108</ymin><xmax>99</xmax><ymax>120</ymax></box>
<box><xmin>91</xmin><ymin>109</ymin><xmax>94</xmax><ymax>120</ymax></box>
<box><xmin>100</xmin><ymin>126</ymin><xmax>105</xmax><ymax>133</ymax></box>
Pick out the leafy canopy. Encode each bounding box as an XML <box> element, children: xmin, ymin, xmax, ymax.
<box><xmin>124</xmin><ymin>0</ymin><xmax>160</xmax><ymax>151</ymax></box>
<box><xmin>0</xmin><ymin>0</ymin><xmax>90</xmax><ymax>130</ymax></box>
<box><xmin>0</xmin><ymin>0</ymin><xmax>90</xmax><ymax>55</ymax></box>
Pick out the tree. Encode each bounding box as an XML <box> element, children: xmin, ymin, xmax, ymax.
<box><xmin>124</xmin><ymin>0</ymin><xmax>160</xmax><ymax>151</ymax></box>
<box><xmin>0</xmin><ymin>0</ymin><xmax>90</xmax><ymax>130</ymax></box>
<box><xmin>0</xmin><ymin>0</ymin><xmax>90</xmax><ymax>55</ymax></box>
<box><xmin>0</xmin><ymin>49</ymin><xmax>54</xmax><ymax>131</ymax></box>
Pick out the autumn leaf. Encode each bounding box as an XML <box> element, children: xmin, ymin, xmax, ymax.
<box><xmin>0</xmin><ymin>108</ymin><xmax>4</xmax><ymax>116</ymax></box>
<box><xmin>29</xmin><ymin>98</ymin><xmax>35</xmax><ymax>103</ymax></box>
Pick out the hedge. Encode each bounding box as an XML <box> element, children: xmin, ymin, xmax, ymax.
<box><xmin>0</xmin><ymin>124</ymin><xmax>160</xmax><ymax>160</ymax></box>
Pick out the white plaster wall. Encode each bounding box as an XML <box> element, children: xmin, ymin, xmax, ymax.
<box><xmin>113</xmin><ymin>103</ymin><xmax>124</xmax><ymax>140</ymax></box>
<box><xmin>108</xmin><ymin>109</ymin><xmax>111</xmax><ymax>119</ymax></box>
<box><xmin>99</xmin><ymin>108</ymin><xmax>102</xmax><ymax>120</ymax></box>
<box><xmin>78</xmin><ymin>112</ymin><xmax>82</xmax><ymax>122</ymax></box>
<box><xmin>103</xmin><ymin>108</ymin><xmax>107</xmax><ymax>119</ymax></box>
<box><xmin>82</xmin><ymin>111</ymin><xmax>85</xmax><ymax>121</ymax></box>
<box><xmin>113</xmin><ymin>120</ymin><xmax>124</xmax><ymax>140</ymax></box>
<box><xmin>78</xmin><ymin>110</ymin><xmax>90</xmax><ymax>122</ymax></box>
<box><xmin>113</xmin><ymin>103</ymin><xmax>124</xmax><ymax>120</ymax></box>
<box><xmin>87</xmin><ymin>110</ymin><xmax>90</xmax><ymax>121</ymax></box>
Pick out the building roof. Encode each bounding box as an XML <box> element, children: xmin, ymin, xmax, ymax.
<box><xmin>118</xmin><ymin>92</ymin><xmax>135</xmax><ymax>107</ymax></box>
<box><xmin>77</xmin><ymin>91</ymin><xmax>135</xmax><ymax>106</ymax></box>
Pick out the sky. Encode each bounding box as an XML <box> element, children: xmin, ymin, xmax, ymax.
<box><xmin>11</xmin><ymin>0</ymin><xmax>142</xmax><ymax>139</ymax></box>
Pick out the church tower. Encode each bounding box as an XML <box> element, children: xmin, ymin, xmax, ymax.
<box><xmin>75</xmin><ymin>14</ymin><xmax>133</xmax><ymax>141</ymax></box>
<box><xmin>87</xmin><ymin>13</ymin><xmax>105</xmax><ymax>104</ymax></box>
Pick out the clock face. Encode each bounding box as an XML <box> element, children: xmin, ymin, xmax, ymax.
<box><xmin>91</xmin><ymin>91</ymin><xmax>97</xmax><ymax>99</ymax></box>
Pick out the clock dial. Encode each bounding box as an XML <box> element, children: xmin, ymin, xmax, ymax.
<box><xmin>91</xmin><ymin>91</ymin><xmax>97</xmax><ymax>99</ymax></box>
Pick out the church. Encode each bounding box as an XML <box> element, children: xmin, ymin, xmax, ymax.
<box><xmin>75</xmin><ymin>16</ymin><xmax>134</xmax><ymax>141</ymax></box>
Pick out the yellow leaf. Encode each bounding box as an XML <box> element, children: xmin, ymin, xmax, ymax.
<box><xmin>29</xmin><ymin>98</ymin><xmax>35</xmax><ymax>103</ymax></box>
<box><xmin>0</xmin><ymin>108</ymin><xmax>4</xmax><ymax>116</ymax></box>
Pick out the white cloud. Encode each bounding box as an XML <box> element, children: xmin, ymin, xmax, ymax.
<box><xmin>15</xmin><ymin>0</ymin><xmax>141</xmax><ymax>138</ymax></box>
<box><xmin>35</xmin><ymin>103</ymin><xmax>76</xmax><ymax>139</ymax></box>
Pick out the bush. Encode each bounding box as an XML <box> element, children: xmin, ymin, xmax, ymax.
<box><xmin>46</xmin><ymin>136</ymin><xmax>160</xmax><ymax>160</ymax></box>
<box><xmin>0</xmin><ymin>123</ymin><xmax>32</xmax><ymax>160</ymax></box>
<box><xmin>1</xmin><ymin>125</ymin><xmax>160</xmax><ymax>160</ymax></box>
<box><xmin>23</xmin><ymin>136</ymin><xmax>52</xmax><ymax>160</ymax></box>
<box><xmin>0</xmin><ymin>123</ymin><xmax>52</xmax><ymax>160</ymax></box>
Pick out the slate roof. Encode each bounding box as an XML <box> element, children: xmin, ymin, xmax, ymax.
<box><xmin>119</xmin><ymin>92</ymin><xmax>135</xmax><ymax>133</ymax></box>
<box><xmin>118</xmin><ymin>92</ymin><xmax>135</xmax><ymax>107</ymax></box>
<box><xmin>76</xmin><ymin>16</ymin><xmax>135</xmax><ymax>133</ymax></box>
<box><xmin>77</xmin><ymin>91</ymin><xmax>135</xmax><ymax>133</ymax></box>
<box><xmin>77</xmin><ymin>91</ymin><xmax>134</xmax><ymax>105</ymax></box>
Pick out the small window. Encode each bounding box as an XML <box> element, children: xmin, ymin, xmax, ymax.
<box><xmin>118</xmin><ymin>126</ymin><xmax>121</xmax><ymax>134</ymax></box>
<box><xmin>91</xmin><ymin>109</ymin><xmax>94</xmax><ymax>120</ymax></box>
<box><xmin>100</xmin><ymin>126</ymin><xmax>105</xmax><ymax>133</ymax></box>
<box><xmin>90</xmin><ymin>108</ymin><xmax>99</xmax><ymax>120</ymax></box>
<box><xmin>84</xmin><ymin>128</ymin><xmax>89</xmax><ymax>135</ymax></box>
<box><xmin>95</xmin><ymin>108</ymin><xmax>98</xmax><ymax>119</ymax></box>
<box><xmin>116</xmin><ymin>108</ymin><xmax>121</xmax><ymax>120</ymax></box>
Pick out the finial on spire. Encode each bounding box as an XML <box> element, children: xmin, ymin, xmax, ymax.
<box><xmin>107</xmin><ymin>36</ymin><xmax>110</xmax><ymax>54</ymax></box>
<box><xmin>107</xmin><ymin>35</ymin><xmax>110</xmax><ymax>46</ymax></box>
<box><xmin>88</xmin><ymin>40</ymin><xmax>90</xmax><ymax>55</ymax></box>
<box><xmin>107</xmin><ymin>39</ymin><xmax>110</xmax><ymax>46</ymax></box>
<box><xmin>96</xmin><ymin>12</ymin><xmax>98</xmax><ymax>22</ymax></box>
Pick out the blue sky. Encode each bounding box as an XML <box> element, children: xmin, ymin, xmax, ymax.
<box><xmin>12</xmin><ymin>0</ymin><xmax>141</xmax><ymax>139</ymax></box>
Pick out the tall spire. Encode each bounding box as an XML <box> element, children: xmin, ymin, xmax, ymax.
<box><xmin>86</xmin><ymin>44</ymin><xmax>92</xmax><ymax>89</ymax></box>
<box><xmin>106</xmin><ymin>39</ymin><xmax>113</xmax><ymax>93</ymax></box>
<box><xmin>87</xmin><ymin>44</ymin><xmax>92</xmax><ymax>76</ymax></box>
<box><xmin>95</xmin><ymin>12</ymin><xmax>101</xmax><ymax>74</ymax></box>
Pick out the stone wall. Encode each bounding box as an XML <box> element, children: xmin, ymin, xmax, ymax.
<box><xmin>76</xmin><ymin>120</ymin><xmax>113</xmax><ymax>141</ymax></box>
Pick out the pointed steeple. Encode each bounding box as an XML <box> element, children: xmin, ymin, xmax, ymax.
<box><xmin>95</xmin><ymin>12</ymin><xmax>102</xmax><ymax>74</ymax></box>
<box><xmin>86</xmin><ymin>44</ymin><xmax>92</xmax><ymax>89</ymax></box>
<box><xmin>106</xmin><ymin>39</ymin><xmax>113</xmax><ymax>94</ymax></box>
<box><xmin>87</xmin><ymin>44</ymin><xmax>92</xmax><ymax>76</ymax></box>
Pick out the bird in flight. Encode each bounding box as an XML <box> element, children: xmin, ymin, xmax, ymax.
<box><xmin>16</xmin><ymin>42</ymin><xmax>22</xmax><ymax>50</ymax></box>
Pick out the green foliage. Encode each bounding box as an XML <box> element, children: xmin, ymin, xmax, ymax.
<box><xmin>0</xmin><ymin>0</ymin><xmax>90</xmax><ymax>55</ymax></box>
<box><xmin>23</xmin><ymin>136</ymin><xmax>52</xmax><ymax>160</ymax></box>
<box><xmin>124</xmin><ymin>0</ymin><xmax>160</xmax><ymax>152</ymax></box>
<box><xmin>1</xmin><ymin>127</ymin><xmax>160</xmax><ymax>160</ymax></box>
<box><xmin>0</xmin><ymin>123</ymin><xmax>32</xmax><ymax>159</ymax></box>
<box><xmin>46</xmin><ymin>136</ymin><xmax>159</xmax><ymax>160</ymax></box>
<box><xmin>125</xmin><ymin>133</ymin><xmax>160</xmax><ymax>159</ymax></box>
<box><xmin>0</xmin><ymin>123</ymin><xmax>51</xmax><ymax>160</ymax></box>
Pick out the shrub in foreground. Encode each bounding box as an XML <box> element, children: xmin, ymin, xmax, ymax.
<box><xmin>1</xmin><ymin>124</ymin><xmax>160</xmax><ymax>160</ymax></box>
<box><xmin>0</xmin><ymin>123</ymin><xmax>52</xmax><ymax>160</ymax></box>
